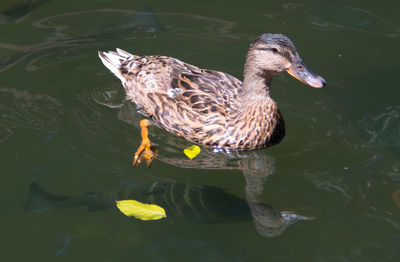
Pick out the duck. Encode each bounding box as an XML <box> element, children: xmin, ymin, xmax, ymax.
<box><xmin>98</xmin><ymin>33</ymin><xmax>326</xmax><ymax>166</ymax></box>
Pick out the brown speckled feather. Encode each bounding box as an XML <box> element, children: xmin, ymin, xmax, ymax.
<box><xmin>99</xmin><ymin>51</ymin><xmax>284</xmax><ymax>150</ymax></box>
<box><xmin>99</xmin><ymin>34</ymin><xmax>325</xmax><ymax>151</ymax></box>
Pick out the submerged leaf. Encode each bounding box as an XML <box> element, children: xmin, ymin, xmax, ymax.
<box><xmin>116</xmin><ymin>200</ymin><xmax>166</xmax><ymax>221</ymax></box>
<box><xmin>184</xmin><ymin>145</ymin><xmax>201</xmax><ymax>159</ymax></box>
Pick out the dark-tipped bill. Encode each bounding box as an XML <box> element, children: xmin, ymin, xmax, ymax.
<box><xmin>287</xmin><ymin>62</ymin><xmax>326</xmax><ymax>88</ymax></box>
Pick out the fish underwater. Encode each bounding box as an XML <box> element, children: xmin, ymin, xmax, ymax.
<box><xmin>128</xmin><ymin>4</ymin><xmax>166</xmax><ymax>33</ymax></box>
<box><xmin>24</xmin><ymin>180</ymin><xmax>313</xmax><ymax>237</ymax></box>
<box><xmin>0</xmin><ymin>0</ymin><xmax>52</xmax><ymax>23</ymax></box>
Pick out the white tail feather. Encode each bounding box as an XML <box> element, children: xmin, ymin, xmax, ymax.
<box><xmin>98</xmin><ymin>49</ymin><xmax>134</xmax><ymax>83</ymax></box>
<box><xmin>116</xmin><ymin>48</ymin><xmax>133</xmax><ymax>58</ymax></box>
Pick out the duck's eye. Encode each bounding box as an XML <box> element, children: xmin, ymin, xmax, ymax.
<box><xmin>271</xmin><ymin>48</ymin><xmax>278</xmax><ymax>53</ymax></box>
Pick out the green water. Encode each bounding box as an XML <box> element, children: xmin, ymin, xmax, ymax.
<box><xmin>1</xmin><ymin>0</ymin><xmax>400</xmax><ymax>261</ymax></box>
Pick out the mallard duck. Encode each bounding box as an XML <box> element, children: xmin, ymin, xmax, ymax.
<box><xmin>98</xmin><ymin>33</ymin><xmax>326</xmax><ymax>166</ymax></box>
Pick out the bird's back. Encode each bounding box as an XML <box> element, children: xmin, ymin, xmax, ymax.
<box><xmin>99</xmin><ymin>49</ymin><xmax>284</xmax><ymax>150</ymax></box>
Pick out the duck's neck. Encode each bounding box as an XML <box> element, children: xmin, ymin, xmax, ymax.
<box><xmin>241</xmin><ymin>59</ymin><xmax>274</xmax><ymax>100</ymax></box>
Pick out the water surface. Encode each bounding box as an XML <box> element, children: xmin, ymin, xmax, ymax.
<box><xmin>1</xmin><ymin>0</ymin><xmax>399</xmax><ymax>261</ymax></box>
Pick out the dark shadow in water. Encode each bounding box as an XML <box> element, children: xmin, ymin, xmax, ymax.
<box><xmin>0</xmin><ymin>0</ymin><xmax>52</xmax><ymax>23</ymax></box>
<box><xmin>24</xmin><ymin>175</ymin><xmax>313</xmax><ymax>238</ymax></box>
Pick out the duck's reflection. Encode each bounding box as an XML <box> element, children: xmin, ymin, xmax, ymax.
<box><xmin>242</xmin><ymin>156</ymin><xmax>314</xmax><ymax>237</ymax></box>
<box><xmin>156</xmin><ymin>152</ymin><xmax>314</xmax><ymax>237</ymax></box>
<box><xmin>120</xmin><ymin>101</ymin><xmax>314</xmax><ymax>237</ymax></box>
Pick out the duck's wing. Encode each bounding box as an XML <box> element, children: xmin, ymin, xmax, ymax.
<box><xmin>99</xmin><ymin>49</ymin><xmax>243</xmax><ymax>145</ymax></box>
<box><xmin>168</xmin><ymin>68</ymin><xmax>243</xmax><ymax>117</ymax></box>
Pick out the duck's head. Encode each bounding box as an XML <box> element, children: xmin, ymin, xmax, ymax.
<box><xmin>246</xmin><ymin>33</ymin><xmax>326</xmax><ymax>88</ymax></box>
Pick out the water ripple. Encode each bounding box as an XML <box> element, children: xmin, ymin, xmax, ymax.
<box><xmin>359</xmin><ymin>106</ymin><xmax>400</xmax><ymax>148</ymax></box>
<box><xmin>0</xmin><ymin>87</ymin><xmax>63</xmax><ymax>143</ymax></box>
<box><xmin>0</xmin><ymin>8</ymin><xmax>240</xmax><ymax>72</ymax></box>
<box><xmin>264</xmin><ymin>4</ymin><xmax>400</xmax><ymax>37</ymax></box>
<box><xmin>307</xmin><ymin>5</ymin><xmax>400</xmax><ymax>37</ymax></box>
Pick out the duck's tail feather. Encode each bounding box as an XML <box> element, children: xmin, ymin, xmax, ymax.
<box><xmin>115</xmin><ymin>48</ymin><xmax>133</xmax><ymax>58</ymax></box>
<box><xmin>98</xmin><ymin>49</ymin><xmax>134</xmax><ymax>84</ymax></box>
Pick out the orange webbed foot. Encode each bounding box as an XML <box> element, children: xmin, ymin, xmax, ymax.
<box><xmin>133</xmin><ymin>119</ymin><xmax>158</xmax><ymax>167</ymax></box>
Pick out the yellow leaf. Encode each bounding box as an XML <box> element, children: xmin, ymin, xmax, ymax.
<box><xmin>116</xmin><ymin>200</ymin><xmax>166</xmax><ymax>221</ymax></box>
<box><xmin>184</xmin><ymin>145</ymin><xmax>201</xmax><ymax>159</ymax></box>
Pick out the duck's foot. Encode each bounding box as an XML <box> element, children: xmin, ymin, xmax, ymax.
<box><xmin>133</xmin><ymin>119</ymin><xmax>158</xmax><ymax>167</ymax></box>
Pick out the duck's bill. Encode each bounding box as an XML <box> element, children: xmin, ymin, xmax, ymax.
<box><xmin>287</xmin><ymin>62</ymin><xmax>326</xmax><ymax>88</ymax></box>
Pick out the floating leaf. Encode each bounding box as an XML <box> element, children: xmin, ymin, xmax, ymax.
<box><xmin>184</xmin><ymin>145</ymin><xmax>201</xmax><ymax>159</ymax></box>
<box><xmin>116</xmin><ymin>200</ymin><xmax>166</xmax><ymax>221</ymax></box>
